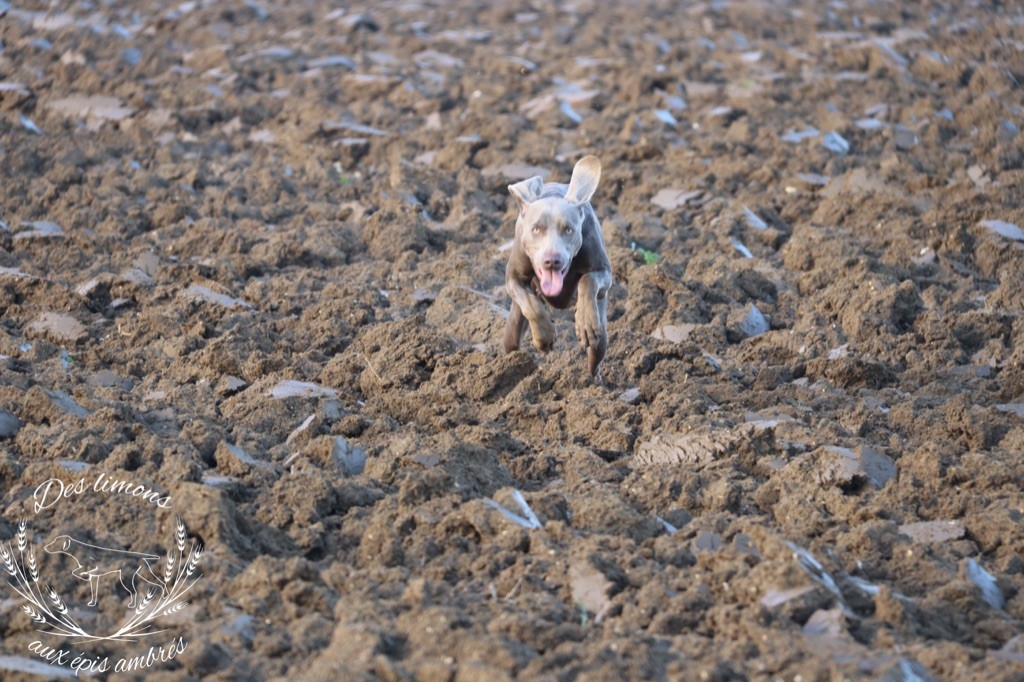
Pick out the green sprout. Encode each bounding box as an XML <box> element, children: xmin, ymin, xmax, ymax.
<box><xmin>639</xmin><ymin>248</ymin><xmax>660</xmax><ymax>265</ymax></box>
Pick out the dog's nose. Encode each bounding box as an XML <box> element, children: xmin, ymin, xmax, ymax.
<box><xmin>543</xmin><ymin>255</ymin><xmax>563</xmax><ymax>270</ymax></box>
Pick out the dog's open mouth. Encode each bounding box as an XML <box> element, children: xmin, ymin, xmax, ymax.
<box><xmin>536</xmin><ymin>264</ymin><xmax>570</xmax><ymax>297</ymax></box>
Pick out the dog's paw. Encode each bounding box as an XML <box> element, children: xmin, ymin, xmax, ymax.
<box><xmin>575</xmin><ymin>305</ymin><xmax>605</xmax><ymax>350</ymax></box>
<box><xmin>531</xmin><ymin>317</ymin><xmax>555</xmax><ymax>353</ymax></box>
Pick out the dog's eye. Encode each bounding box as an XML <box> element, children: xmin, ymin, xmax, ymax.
<box><xmin>562</xmin><ymin>225</ymin><xmax>574</xmax><ymax>235</ymax></box>
<box><xmin>531</xmin><ymin>225</ymin><xmax>541</xmax><ymax>234</ymax></box>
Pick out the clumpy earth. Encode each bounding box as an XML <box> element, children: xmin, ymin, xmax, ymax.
<box><xmin>1</xmin><ymin>0</ymin><xmax>1023</xmax><ymax>679</ymax></box>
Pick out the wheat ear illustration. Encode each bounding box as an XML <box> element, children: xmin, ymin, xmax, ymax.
<box><xmin>109</xmin><ymin>516</ymin><xmax>203</xmax><ymax>639</ymax></box>
<box><xmin>2</xmin><ymin>523</ymin><xmax>87</xmax><ymax>637</ymax></box>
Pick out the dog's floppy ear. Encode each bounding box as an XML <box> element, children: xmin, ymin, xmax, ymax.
<box><xmin>508</xmin><ymin>176</ymin><xmax>545</xmax><ymax>209</ymax></box>
<box><xmin>565</xmin><ymin>155</ymin><xmax>601</xmax><ymax>206</ymax></box>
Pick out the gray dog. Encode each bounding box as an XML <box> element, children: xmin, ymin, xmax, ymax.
<box><xmin>503</xmin><ymin>156</ymin><xmax>612</xmax><ymax>380</ymax></box>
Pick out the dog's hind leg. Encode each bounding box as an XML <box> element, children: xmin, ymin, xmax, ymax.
<box><xmin>503</xmin><ymin>302</ymin><xmax>528</xmax><ymax>353</ymax></box>
<box><xmin>120</xmin><ymin>570</ymin><xmax>139</xmax><ymax>608</ymax></box>
<box><xmin>136</xmin><ymin>564</ymin><xmax>167</xmax><ymax>600</ymax></box>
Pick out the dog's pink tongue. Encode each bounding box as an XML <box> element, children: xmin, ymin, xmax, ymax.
<box><xmin>538</xmin><ymin>268</ymin><xmax>564</xmax><ymax>297</ymax></box>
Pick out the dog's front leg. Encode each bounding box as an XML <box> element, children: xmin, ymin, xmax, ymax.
<box><xmin>575</xmin><ymin>270</ymin><xmax>611</xmax><ymax>379</ymax></box>
<box><xmin>507</xmin><ymin>280</ymin><xmax>554</xmax><ymax>352</ymax></box>
<box><xmin>88</xmin><ymin>575</ymin><xmax>100</xmax><ymax>606</ymax></box>
<box><xmin>503</xmin><ymin>301</ymin><xmax>528</xmax><ymax>353</ymax></box>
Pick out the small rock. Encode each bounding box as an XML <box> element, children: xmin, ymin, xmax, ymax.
<box><xmin>657</xmin><ymin>90</ymin><xmax>687</xmax><ymax>111</ymax></box>
<box><xmin>569</xmin><ymin>561</ymin><xmax>614</xmax><ymax>619</ymax></box>
<box><xmin>19</xmin><ymin>115</ymin><xmax>43</xmax><ymax>135</ymax></box>
<box><xmin>733</xmin><ymin>533</ymin><xmax>761</xmax><ymax>559</ymax></box>
<box><xmin>792</xmin><ymin>172</ymin><xmax>830</xmax><ymax>189</ymax></box>
<box><xmin>738</xmin><ymin>304</ymin><xmax>769</xmax><ymax>338</ymax></box>
<box><xmin>44</xmin><ymin>389</ymin><xmax>90</xmax><ymax>419</ymax></box>
<box><xmin>0</xmin><ymin>267</ymin><xmax>33</xmax><ymax>280</ymax></box>
<box><xmin>0</xmin><ymin>656</ymin><xmax>77</xmax><ymax>679</ymax></box>
<box><xmin>802</xmin><ymin>609</ymin><xmax>848</xmax><ymax>638</ymax></box>
<box><xmin>912</xmin><ymin>247</ymin><xmax>936</xmax><ymax>266</ymax></box>
<box><xmin>480</xmin><ymin>163</ymin><xmax>550</xmax><ymax>180</ymax></box>
<box><xmin>965</xmin><ymin>558</ymin><xmax>1004</xmax><ymax>610</ymax></box>
<box><xmin>761</xmin><ymin>584</ymin><xmax>818</xmax><ymax>608</ymax></box>
<box><xmin>855</xmin><ymin>118</ymin><xmax>887</xmax><ymax>131</ymax></box>
<box><xmin>780</xmin><ymin>126</ymin><xmax>819</xmax><ymax>143</ymax></box>
<box><xmin>322</xmin><ymin>119</ymin><xmax>389</xmax><ymax>137</ymax></box>
<box><xmin>997</xmin><ymin>119</ymin><xmax>1019</xmax><ymax>144</ymax></box>
<box><xmin>133</xmin><ymin>251</ymin><xmax>161</xmax><ymax>275</ymax></box>
<box><xmin>181</xmin><ymin>285</ymin><xmax>251</xmax><ymax>309</ymax></box>
<box><xmin>215</xmin><ymin>441</ymin><xmax>277</xmax><ymax>473</ymax></box>
<box><xmin>268</xmin><ymin>380</ymin><xmax>338</xmax><ymax>400</ymax></box>
<box><xmin>285</xmin><ymin>414</ymin><xmax>317</xmax><ymax>445</ymax></box>
<box><xmin>410</xmin><ymin>289</ymin><xmax>437</xmax><ymax>305</ymax></box>
<box><xmin>651</xmin><ymin>323</ymin><xmax>697</xmax><ymax>344</ymax></box>
<box><xmin>651</xmin><ymin>188</ymin><xmax>702</xmax><ymax>210</ymax></box>
<box><xmin>817</xmin><ymin>445</ymin><xmax>896</xmax><ymax>489</ymax></box>
<box><xmin>558</xmin><ymin>100</ymin><xmax>584</xmax><ymax>125</ymax></box>
<box><xmin>978</xmin><ymin>220</ymin><xmax>1024</xmax><ymax>242</ymax></box>
<box><xmin>653</xmin><ymin>109</ymin><xmax>678</xmax><ymax>127</ymax></box>
<box><xmin>414</xmin><ymin>50</ymin><xmax>463</xmax><ymax>70</ymax></box>
<box><xmin>898</xmin><ymin>520</ymin><xmax>965</xmax><ymax>543</ymax></box>
<box><xmin>202</xmin><ymin>474</ymin><xmax>242</xmax><ymax>488</ymax></box>
<box><xmin>520</xmin><ymin>94</ymin><xmax>556</xmax><ymax>119</ymax></box>
<box><xmin>892</xmin><ymin>126</ymin><xmax>919</xmax><ymax>150</ymax></box>
<box><xmin>617</xmin><ymin>387</ymin><xmax>641</xmax><ymax>404</ymax></box>
<box><xmin>826</xmin><ymin>344</ymin><xmax>850</xmax><ymax>360</ymax></box>
<box><xmin>14</xmin><ymin>221</ymin><xmax>63</xmax><ymax>241</ymax></box>
<box><xmin>732</xmin><ymin>238</ymin><xmax>754</xmax><ymax>259</ymax></box>
<box><xmin>332</xmin><ymin>436</ymin><xmax>366</xmax><ymax>476</ymax></box>
<box><xmin>307</xmin><ymin>55</ymin><xmax>357</xmax><ymax>70</ymax></box>
<box><xmin>995</xmin><ymin>403</ymin><xmax>1024</xmax><ymax>419</ymax></box>
<box><xmin>693</xmin><ymin>530</ymin><xmax>723</xmax><ymax>553</ymax></box>
<box><xmin>966</xmin><ymin>165</ymin><xmax>988</xmax><ymax>186</ymax></box>
<box><xmin>505</xmin><ymin>56</ymin><xmax>537</xmax><ymax>72</ymax></box>
<box><xmin>26</xmin><ymin>313</ymin><xmax>87</xmax><ymax>343</ymax></box>
<box><xmin>120</xmin><ymin>268</ymin><xmax>154</xmax><ymax>286</ymax></box>
<box><xmin>46</xmin><ymin>95</ymin><xmax>134</xmax><ymax>121</ymax></box>
<box><xmin>821</xmin><ymin>131</ymin><xmax>850</xmax><ymax>154</ymax></box>
<box><xmin>743</xmin><ymin>206</ymin><xmax>767</xmax><ymax>230</ymax></box>
<box><xmin>88</xmin><ymin>369</ymin><xmax>131</xmax><ymax>390</ymax></box>
<box><xmin>250</xmin><ymin>46</ymin><xmax>295</xmax><ymax>61</ymax></box>
<box><xmin>215</xmin><ymin>375</ymin><xmax>248</xmax><ymax>396</ymax></box>
<box><xmin>58</xmin><ymin>460</ymin><xmax>90</xmax><ymax>473</ymax></box>
<box><xmin>0</xmin><ymin>409</ymin><xmax>23</xmax><ymax>439</ymax></box>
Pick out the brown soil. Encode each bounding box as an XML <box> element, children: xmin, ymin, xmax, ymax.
<box><xmin>1</xmin><ymin>0</ymin><xmax>1023</xmax><ymax>680</ymax></box>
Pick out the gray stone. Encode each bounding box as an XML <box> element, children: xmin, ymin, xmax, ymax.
<box><xmin>0</xmin><ymin>409</ymin><xmax>23</xmax><ymax>439</ymax></box>
<box><xmin>817</xmin><ymin>445</ymin><xmax>896</xmax><ymax>489</ymax></box>
<box><xmin>899</xmin><ymin>520</ymin><xmax>965</xmax><ymax>543</ymax></box>
<box><xmin>332</xmin><ymin>436</ymin><xmax>366</xmax><ymax>476</ymax></box>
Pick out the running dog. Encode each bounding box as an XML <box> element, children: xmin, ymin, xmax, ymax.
<box><xmin>503</xmin><ymin>155</ymin><xmax>612</xmax><ymax>380</ymax></box>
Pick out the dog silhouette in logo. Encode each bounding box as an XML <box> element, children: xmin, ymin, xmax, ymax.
<box><xmin>44</xmin><ymin>535</ymin><xmax>166</xmax><ymax>608</ymax></box>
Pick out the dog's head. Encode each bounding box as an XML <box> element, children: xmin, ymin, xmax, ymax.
<box><xmin>44</xmin><ymin>535</ymin><xmax>73</xmax><ymax>554</ymax></box>
<box><xmin>509</xmin><ymin>156</ymin><xmax>601</xmax><ymax>298</ymax></box>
